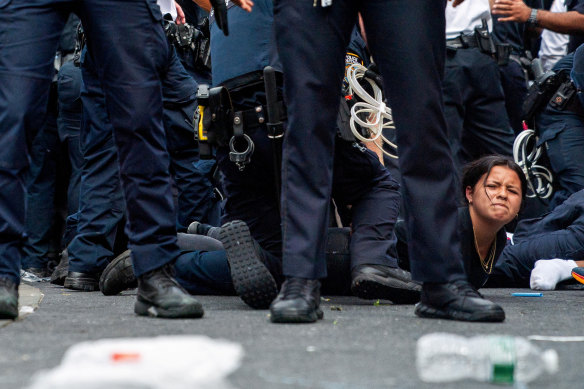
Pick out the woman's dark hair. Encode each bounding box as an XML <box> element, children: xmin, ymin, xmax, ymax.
<box><xmin>461</xmin><ymin>155</ymin><xmax>527</xmax><ymax>204</ymax></box>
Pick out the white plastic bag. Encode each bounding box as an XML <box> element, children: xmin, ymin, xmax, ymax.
<box><xmin>28</xmin><ymin>335</ymin><xmax>244</xmax><ymax>389</ymax></box>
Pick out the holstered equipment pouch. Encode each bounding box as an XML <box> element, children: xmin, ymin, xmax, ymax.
<box><xmin>195</xmin><ymin>85</ymin><xmax>234</xmax><ymax>159</ymax></box>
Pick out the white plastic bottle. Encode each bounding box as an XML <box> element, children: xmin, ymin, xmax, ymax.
<box><xmin>417</xmin><ymin>333</ymin><xmax>559</xmax><ymax>384</ymax></box>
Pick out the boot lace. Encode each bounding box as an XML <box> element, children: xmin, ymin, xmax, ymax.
<box><xmin>281</xmin><ymin>277</ymin><xmax>306</xmax><ymax>298</ymax></box>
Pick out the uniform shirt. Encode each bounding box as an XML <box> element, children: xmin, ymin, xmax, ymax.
<box><xmin>566</xmin><ymin>0</ymin><xmax>584</xmax><ymax>53</ymax></box>
<box><xmin>539</xmin><ymin>0</ymin><xmax>569</xmax><ymax>71</ymax></box>
<box><xmin>492</xmin><ymin>0</ymin><xmax>543</xmax><ymax>54</ymax></box>
<box><xmin>157</xmin><ymin>0</ymin><xmax>177</xmax><ymax>21</ymax></box>
<box><xmin>445</xmin><ymin>0</ymin><xmax>492</xmax><ymax>39</ymax></box>
<box><xmin>343</xmin><ymin>27</ymin><xmax>370</xmax><ymax>92</ymax></box>
<box><xmin>535</xmin><ymin>52</ymin><xmax>584</xmax><ymax>147</ymax></box>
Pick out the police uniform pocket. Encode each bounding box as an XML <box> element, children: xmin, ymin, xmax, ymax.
<box><xmin>0</xmin><ymin>0</ymin><xmax>12</xmax><ymax>9</ymax></box>
<box><xmin>144</xmin><ymin>0</ymin><xmax>163</xmax><ymax>22</ymax></box>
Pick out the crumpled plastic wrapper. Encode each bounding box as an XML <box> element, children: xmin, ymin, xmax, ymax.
<box><xmin>27</xmin><ymin>335</ymin><xmax>244</xmax><ymax>389</ymax></box>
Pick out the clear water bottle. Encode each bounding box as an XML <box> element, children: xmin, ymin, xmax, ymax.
<box><xmin>417</xmin><ymin>333</ymin><xmax>559</xmax><ymax>384</ymax></box>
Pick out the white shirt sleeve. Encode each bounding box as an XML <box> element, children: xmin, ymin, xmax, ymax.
<box><xmin>157</xmin><ymin>0</ymin><xmax>178</xmax><ymax>21</ymax></box>
<box><xmin>445</xmin><ymin>0</ymin><xmax>492</xmax><ymax>39</ymax></box>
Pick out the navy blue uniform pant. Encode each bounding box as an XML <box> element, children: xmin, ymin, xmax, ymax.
<box><xmin>67</xmin><ymin>43</ymin><xmax>206</xmax><ymax>274</ymax></box>
<box><xmin>0</xmin><ymin>0</ymin><xmax>184</xmax><ymax>282</ymax></box>
<box><xmin>499</xmin><ymin>59</ymin><xmax>528</xmax><ymax>135</ymax></box>
<box><xmin>57</xmin><ymin>61</ymin><xmax>83</xmax><ymax>247</ymax></box>
<box><xmin>274</xmin><ymin>0</ymin><xmax>466</xmax><ymax>282</ymax></box>
<box><xmin>217</xmin><ymin>123</ymin><xmax>400</xmax><ymax>274</ymax></box>
<box><xmin>536</xmin><ymin>111</ymin><xmax>584</xmax><ymax>210</ymax></box>
<box><xmin>488</xmin><ymin>189</ymin><xmax>584</xmax><ymax>287</ymax></box>
<box><xmin>21</xmin><ymin>83</ymin><xmax>67</xmax><ymax>270</ymax></box>
<box><xmin>22</xmin><ymin>62</ymin><xmax>83</xmax><ymax>271</ymax></box>
<box><xmin>443</xmin><ymin>48</ymin><xmax>515</xmax><ymax>172</ymax></box>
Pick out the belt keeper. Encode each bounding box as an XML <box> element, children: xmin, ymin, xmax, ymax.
<box><xmin>233</xmin><ymin>112</ymin><xmax>244</xmax><ymax>137</ymax></box>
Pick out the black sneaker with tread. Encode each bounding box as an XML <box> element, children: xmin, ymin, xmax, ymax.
<box><xmin>219</xmin><ymin>220</ymin><xmax>278</xmax><ymax>309</ymax></box>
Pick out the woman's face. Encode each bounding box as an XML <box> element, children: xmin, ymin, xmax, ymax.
<box><xmin>466</xmin><ymin>165</ymin><xmax>523</xmax><ymax>226</ymax></box>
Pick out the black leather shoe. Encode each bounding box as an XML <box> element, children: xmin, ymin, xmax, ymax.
<box><xmin>414</xmin><ymin>280</ymin><xmax>505</xmax><ymax>322</ymax></box>
<box><xmin>134</xmin><ymin>265</ymin><xmax>204</xmax><ymax>319</ymax></box>
<box><xmin>100</xmin><ymin>250</ymin><xmax>137</xmax><ymax>296</ymax></box>
<box><xmin>219</xmin><ymin>220</ymin><xmax>278</xmax><ymax>309</ymax></box>
<box><xmin>50</xmin><ymin>250</ymin><xmax>69</xmax><ymax>286</ymax></box>
<box><xmin>64</xmin><ymin>271</ymin><xmax>100</xmax><ymax>291</ymax></box>
<box><xmin>270</xmin><ymin>277</ymin><xmax>323</xmax><ymax>323</ymax></box>
<box><xmin>0</xmin><ymin>277</ymin><xmax>18</xmax><ymax>320</ymax></box>
<box><xmin>351</xmin><ymin>264</ymin><xmax>421</xmax><ymax>304</ymax></box>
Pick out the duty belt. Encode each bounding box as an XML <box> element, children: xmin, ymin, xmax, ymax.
<box><xmin>236</xmin><ymin>102</ymin><xmax>287</xmax><ymax>134</ymax></box>
<box><xmin>446</xmin><ymin>34</ymin><xmax>478</xmax><ymax>50</ymax></box>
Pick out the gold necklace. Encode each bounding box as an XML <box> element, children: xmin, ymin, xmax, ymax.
<box><xmin>472</xmin><ymin>226</ymin><xmax>497</xmax><ymax>274</ymax></box>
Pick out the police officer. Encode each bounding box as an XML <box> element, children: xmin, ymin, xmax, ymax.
<box><xmin>444</xmin><ymin>1</ymin><xmax>516</xmax><ymax>173</ymax></box>
<box><xmin>0</xmin><ymin>0</ymin><xmax>202</xmax><ymax>319</ymax></box>
<box><xmin>493</xmin><ymin>0</ymin><xmax>584</xmax><ymax>54</ymax></box>
<box><xmin>491</xmin><ymin>3</ymin><xmax>539</xmax><ymax>134</ymax></box>
<box><xmin>531</xmin><ymin>46</ymin><xmax>584</xmax><ymax>209</ymax></box>
<box><xmin>61</xmin><ymin>9</ymin><xmax>213</xmax><ymax>292</ymax></box>
<box><xmin>262</xmin><ymin>0</ymin><xmax>506</xmax><ymax>323</ymax></box>
<box><xmin>202</xmin><ymin>0</ymin><xmax>420</xmax><ymax>310</ymax></box>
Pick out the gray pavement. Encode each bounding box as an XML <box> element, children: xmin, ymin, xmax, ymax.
<box><xmin>1</xmin><ymin>282</ymin><xmax>583</xmax><ymax>389</ymax></box>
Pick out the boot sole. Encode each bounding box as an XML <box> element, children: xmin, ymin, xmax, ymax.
<box><xmin>270</xmin><ymin>307</ymin><xmax>324</xmax><ymax>323</ymax></box>
<box><xmin>134</xmin><ymin>299</ymin><xmax>204</xmax><ymax>319</ymax></box>
<box><xmin>99</xmin><ymin>250</ymin><xmax>137</xmax><ymax>296</ymax></box>
<box><xmin>351</xmin><ymin>274</ymin><xmax>421</xmax><ymax>304</ymax></box>
<box><xmin>219</xmin><ymin>221</ymin><xmax>278</xmax><ymax>309</ymax></box>
<box><xmin>414</xmin><ymin>302</ymin><xmax>506</xmax><ymax>322</ymax></box>
<box><xmin>64</xmin><ymin>277</ymin><xmax>100</xmax><ymax>292</ymax></box>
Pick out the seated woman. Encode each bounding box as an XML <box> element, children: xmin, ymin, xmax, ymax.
<box><xmin>401</xmin><ymin>154</ymin><xmax>584</xmax><ymax>291</ymax></box>
<box><xmin>397</xmin><ymin>155</ymin><xmax>526</xmax><ymax>290</ymax></box>
<box><xmin>459</xmin><ymin>156</ymin><xmax>526</xmax><ymax>289</ymax></box>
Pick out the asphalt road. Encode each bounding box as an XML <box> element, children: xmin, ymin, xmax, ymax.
<box><xmin>1</xmin><ymin>282</ymin><xmax>583</xmax><ymax>389</ymax></box>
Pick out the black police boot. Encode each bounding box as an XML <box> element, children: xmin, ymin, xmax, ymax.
<box><xmin>414</xmin><ymin>280</ymin><xmax>505</xmax><ymax>322</ymax></box>
<box><xmin>351</xmin><ymin>264</ymin><xmax>421</xmax><ymax>304</ymax></box>
<box><xmin>0</xmin><ymin>277</ymin><xmax>18</xmax><ymax>320</ymax></box>
<box><xmin>134</xmin><ymin>264</ymin><xmax>204</xmax><ymax>319</ymax></box>
<box><xmin>99</xmin><ymin>250</ymin><xmax>137</xmax><ymax>296</ymax></box>
<box><xmin>218</xmin><ymin>220</ymin><xmax>278</xmax><ymax>309</ymax></box>
<box><xmin>270</xmin><ymin>277</ymin><xmax>323</xmax><ymax>323</ymax></box>
<box><xmin>64</xmin><ymin>271</ymin><xmax>101</xmax><ymax>292</ymax></box>
<box><xmin>50</xmin><ymin>249</ymin><xmax>69</xmax><ymax>286</ymax></box>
